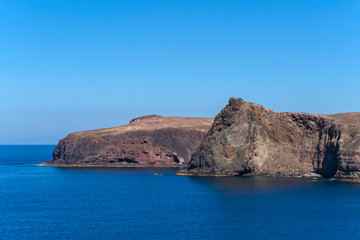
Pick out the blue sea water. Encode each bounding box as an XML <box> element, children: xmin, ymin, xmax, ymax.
<box><xmin>1</xmin><ymin>145</ymin><xmax>360</xmax><ymax>239</ymax></box>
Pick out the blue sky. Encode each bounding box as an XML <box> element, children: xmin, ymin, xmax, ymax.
<box><xmin>0</xmin><ymin>0</ymin><xmax>359</xmax><ymax>144</ymax></box>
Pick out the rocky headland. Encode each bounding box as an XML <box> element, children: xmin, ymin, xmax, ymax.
<box><xmin>177</xmin><ymin>98</ymin><xmax>360</xmax><ymax>180</ymax></box>
<box><xmin>41</xmin><ymin>115</ymin><xmax>213</xmax><ymax>167</ymax></box>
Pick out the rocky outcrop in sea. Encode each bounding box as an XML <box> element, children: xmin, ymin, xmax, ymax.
<box><xmin>178</xmin><ymin>98</ymin><xmax>360</xmax><ymax>179</ymax></box>
<box><xmin>42</xmin><ymin>115</ymin><xmax>213</xmax><ymax>167</ymax></box>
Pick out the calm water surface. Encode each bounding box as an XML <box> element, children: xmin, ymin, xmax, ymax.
<box><xmin>1</xmin><ymin>145</ymin><xmax>360</xmax><ymax>239</ymax></box>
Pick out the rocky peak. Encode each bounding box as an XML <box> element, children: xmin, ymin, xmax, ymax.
<box><xmin>179</xmin><ymin>97</ymin><xmax>360</xmax><ymax>180</ymax></box>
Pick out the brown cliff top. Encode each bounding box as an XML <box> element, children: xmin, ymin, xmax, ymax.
<box><xmin>70</xmin><ymin>115</ymin><xmax>213</xmax><ymax>138</ymax></box>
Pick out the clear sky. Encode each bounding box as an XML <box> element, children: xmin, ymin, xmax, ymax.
<box><xmin>0</xmin><ymin>0</ymin><xmax>359</xmax><ymax>144</ymax></box>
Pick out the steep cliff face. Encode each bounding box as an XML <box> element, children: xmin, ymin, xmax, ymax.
<box><xmin>330</xmin><ymin>113</ymin><xmax>360</xmax><ymax>178</ymax></box>
<box><xmin>43</xmin><ymin>115</ymin><xmax>213</xmax><ymax>167</ymax></box>
<box><xmin>180</xmin><ymin>98</ymin><xmax>360</xmax><ymax>179</ymax></box>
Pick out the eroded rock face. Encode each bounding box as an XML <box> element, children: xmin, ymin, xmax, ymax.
<box><xmin>44</xmin><ymin>115</ymin><xmax>213</xmax><ymax>167</ymax></box>
<box><xmin>330</xmin><ymin>113</ymin><xmax>360</xmax><ymax>178</ymax></box>
<box><xmin>180</xmin><ymin>98</ymin><xmax>360</xmax><ymax>179</ymax></box>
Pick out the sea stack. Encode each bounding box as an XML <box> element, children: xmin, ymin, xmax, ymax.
<box><xmin>42</xmin><ymin>115</ymin><xmax>213</xmax><ymax>167</ymax></box>
<box><xmin>178</xmin><ymin>98</ymin><xmax>360</xmax><ymax>179</ymax></box>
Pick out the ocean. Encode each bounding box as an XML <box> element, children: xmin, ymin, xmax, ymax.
<box><xmin>1</xmin><ymin>145</ymin><xmax>360</xmax><ymax>239</ymax></box>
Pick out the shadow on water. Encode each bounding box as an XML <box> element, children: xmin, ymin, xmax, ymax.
<box><xmin>186</xmin><ymin>176</ymin><xmax>346</xmax><ymax>194</ymax></box>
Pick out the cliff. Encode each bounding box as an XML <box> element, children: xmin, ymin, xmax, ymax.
<box><xmin>178</xmin><ymin>98</ymin><xmax>360</xmax><ymax>179</ymax></box>
<box><xmin>42</xmin><ymin>115</ymin><xmax>213</xmax><ymax>167</ymax></box>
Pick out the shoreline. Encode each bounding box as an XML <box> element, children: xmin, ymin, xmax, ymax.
<box><xmin>176</xmin><ymin>170</ymin><xmax>360</xmax><ymax>182</ymax></box>
<box><xmin>38</xmin><ymin>162</ymin><xmax>185</xmax><ymax>168</ymax></box>
<box><xmin>38</xmin><ymin>162</ymin><xmax>360</xmax><ymax>182</ymax></box>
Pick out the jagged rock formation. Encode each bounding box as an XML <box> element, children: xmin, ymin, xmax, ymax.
<box><xmin>178</xmin><ymin>98</ymin><xmax>360</xmax><ymax>179</ymax></box>
<box><xmin>42</xmin><ymin>115</ymin><xmax>213</xmax><ymax>167</ymax></box>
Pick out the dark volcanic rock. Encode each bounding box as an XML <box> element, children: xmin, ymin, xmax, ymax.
<box><xmin>179</xmin><ymin>98</ymin><xmax>360</xmax><ymax>179</ymax></box>
<box><xmin>43</xmin><ymin>115</ymin><xmax>213</xmax><ymax>167</ymax></box>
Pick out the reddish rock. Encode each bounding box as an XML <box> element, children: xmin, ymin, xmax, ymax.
<box><xmin>42</xmin><ymin>115</ymin><xmax>213</xmax><ymax>167</ymax></box>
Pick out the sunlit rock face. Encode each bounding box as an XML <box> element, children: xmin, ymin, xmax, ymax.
<box><xmin>180</xmin><ymin>98</ymin><xmax>360</xmax><ymax>179</ymax></box>
<box><xmin>44</xmin><ymin>115</ymin><xmax>213</xmax><ymax>167</ymax></box>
